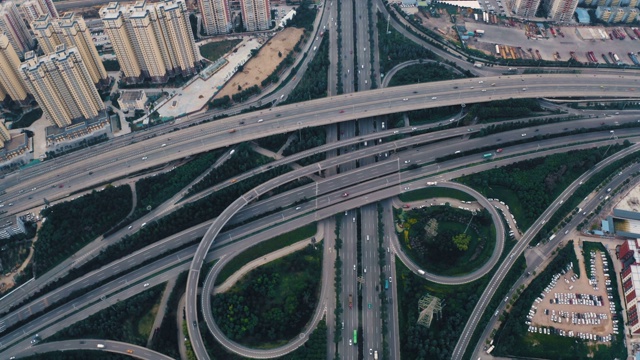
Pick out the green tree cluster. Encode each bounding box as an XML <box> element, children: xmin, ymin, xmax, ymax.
<box><xmin>388</xmin><ymin>63</ymin><xmax>465</xmax><ymax>87</ymax></box>
<box><xmin>468</xmin><ymin>98</ymin><xmax>543</xmax><ymax>122</ymax></box>
<box><xmin>136</xmin><ymin>150</ymin><xmax>223</xmax><ymax>212</ymax></box>
<box><xmin>452</xmin><ymin>233</ymin><xmax>471</xmax><ymax>251</ymax></box>
<box><xmin>211</xmin><ymin>245</ymin><xmax>322</xmax><ymax>346</ymax></box>
<box><xmin>376</xmin><ymin>12</ymin><xmax>436</xmax><ymax>74</ymax></box>
<box><xmin>458</xmin><ymin>145</ymin><xmax>627</xmax><ymax>231</ymax></box>
<box><xmin>281</xmin><ymin>32</ymin><xmax>330</xmax><ymax>105</ymax></box>
<box><xmin>397</xmin><ymin>261</ymin><xmax>486</xmax><ymax>359</ymax></box>
<box><xmin>187</xmin><ymin>143</ymin><xmax>273</xmax><ymax>195</ymax></box>
<box><xmin>285</xmin><ymin>0</ymin><xmax>318</xmax><ymax>32</ymax></box>
<box><xmin>232</xmin><ymin>85</ymin><xmax>261</xmax><ymax>103</ymax></box>
<box><xmin>47</xmin><ymin>285</ymin><xmax>164</xmax><ymax>345</ymax></box>
<box><xmin>281</xmin><ymin>126</ymin><xmax>326</xmax><ymax>165</ymax></box>
<box><xmin>34</xmin><ymin>185</ymin><xmax>132</xmax><ymax>275</ymax></box>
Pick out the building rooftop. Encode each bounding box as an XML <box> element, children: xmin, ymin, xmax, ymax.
<box><xmin>120</xmin><ymin>90</ymin><xmax>145</xmax><ymax>102</ymax></box>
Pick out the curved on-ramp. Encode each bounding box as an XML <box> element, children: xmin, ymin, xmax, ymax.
<box><xmin>185</xmin><ymin>132</ymin><xmax>631</xmax><ymax>359</ymax></box>
<box><xmin>391</xmin><ymin>182</ymin><xmax>506</xmax><ymax>285</ymax></box>
<box><xmin>13</xmin><ymin>339</ymin><xmax>172</xmax><ymax>360</ymax></box>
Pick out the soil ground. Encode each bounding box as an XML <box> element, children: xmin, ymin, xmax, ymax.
<box><xmin>530</xmin><ymin>241</ymin><xmax>615</xmax><ymax>340</ymax></box>
<box><xmin>214</xmin><ymin>27</ymin><xmax>304</xmax><ymax>99</ymax></box>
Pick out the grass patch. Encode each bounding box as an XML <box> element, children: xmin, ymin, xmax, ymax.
<box><xmin>137</xmin><ymin>298</ymin><xmax>162</xmax><ymax>340</ymax></box>
<box><xmin>199</xmin><ymin>39</ymin><xmax>242</xmax><ymax>62</ymax></box>
<box><xmin>215</xmin><ymin>223</ymin><xmax>317</xmax><ymax>285</ymax></box>
<box><xmin>398</xmin><ymin>186</ymin><xmax>475</xmax><ymax>202</ymax></box>
<box><xmin>149</xmin><ymin>272</ymin><xmax>187</xmax><ymax>358</ymax></box>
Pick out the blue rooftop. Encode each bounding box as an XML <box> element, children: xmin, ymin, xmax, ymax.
<box><xmin>575</xmin><ymin>8</ymin><xmax>590</xmax><ymax>24</ymax></box>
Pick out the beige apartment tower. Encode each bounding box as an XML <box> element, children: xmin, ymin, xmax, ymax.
<box><xmin>0</xmin><ymin>34</ymin><xmax>29</xmax><ymax>105</ymax></box>
<box><xmin>100</xmin><ymin>0</ymin><xmax>199</xmax><ymax>83</ymax></box>
<box><xmin>0</xmin><ymin>2</ymin><xmax>35</xmax><ymax>57</ymax></box>
<box><xmin>508</xmin><ymin>0</ymin><xmax>542</xmax><ymax>18</ymax></box>
<box><xmin>20</xmin><ymin>45</ymin><xmax>105</xmax><ymax>128</ymax></box>
<box><xmin>32</xmin><ymin>14</ymin><xmax>109</xmax><ymax>86</ymax></box>
<box><xmin>199</xmin><ymin>0</ymin><xmax>231</xmax><ymax>35</ymax></box>
<box><xmin>21</xmin><ymin>0</ymin><xmax>59</xmax><ymax>24</ymax></box>
<box><xmin>544</xmin><ymin>0</ymin><xmax>579</xmax><ymax>22</ymax></box>
<box><xmin>241</xmin><ymin>0</ymin><xmax>271</xmax><ymax>31</ymax></box>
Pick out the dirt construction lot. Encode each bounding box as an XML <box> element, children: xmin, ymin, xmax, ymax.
<box><xmin>531</xmin><ymin>242</ymin><xmax>615</xmax><ymax>340</ymax></box>
<box><xmin>214</xmin><ymin>27</ymin><xmax>304</xmax><ymax>99</ymax></box>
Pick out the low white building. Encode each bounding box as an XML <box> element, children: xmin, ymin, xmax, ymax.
<box><xmin>118</xmin><ymin>90</ymin><xmax>147</xmax><ymax>113</ymax></box>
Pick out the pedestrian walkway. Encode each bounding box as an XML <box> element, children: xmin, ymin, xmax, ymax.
<box><xmin>146</xmin><ymin>277</ymin><xmax>177</xmax><ymax>347</ymax></box>
<box><xmin>213</xmin><ymin>225</ymin><xmax>322</xmax><ymax>294</ymax></box>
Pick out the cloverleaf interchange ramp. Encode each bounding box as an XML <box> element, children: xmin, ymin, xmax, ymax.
<box><xmin>3</xmin><ymin>75</ymin><xmax>640</xmax><ymax>358</ymax></box>
<box><xmin>0</xmin><ymin>131</ymin><xmax>634</xmax><ymax>359</ymax></box>
<box><xmin>185</xmin><ymin>135</ymin><xmax>638</xmax><ymax>357</ymax></box>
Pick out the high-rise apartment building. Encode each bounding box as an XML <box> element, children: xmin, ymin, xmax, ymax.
<box><xmin>20</xmin><ymin>45</ymin><xmax>104</xmax><ymax>128</ymax></box>
<box><xmin>199</xmin><ymin>0</ymin><xmax>231</xmax><ymax>35</ymax></box>
<box><xmin>544</xmin><ymin>0</ymin><xmax>579</xmax><ymax>22</ymax></box>
<box><xmin>32</xmin><ymin>13</ymin><xmax>109</xmax><ymax>86</ymax></box>
<box><xmin>100</xmin><ymin>0</ymin><xmax>199</xmax><ymax>83</ymax></box>
<box><xmin>508</xmin><ymin>0</ymin><xmax>542</xmax><ymax>18</ymax></box>
<box><xmin>0</xmin><ymin>34</ymin><xmax>29</xmax><ymax>105</ymax></box>
<box><xmin>241</xmin><ymin>0</ymin><xmax>271</xmax><ymax>31</ymax></box>
<box><xmin>100</xmin><ymin>3</ymin><xmax>142</xmax><ymax>82</ymax></box>
<box><xmin>20</xmin><ymin>0</ymin><xmax>58</xmax><ymax>24</ymax></box>
<box><xmin>0</xmin><ymin>121</ymin><xmax>10</xmax><ymax>149</ymax></box>
<box><xmin>0</xmin><ymin>2</ymin><xmax>35</xmax><ymax>57</ymax></box>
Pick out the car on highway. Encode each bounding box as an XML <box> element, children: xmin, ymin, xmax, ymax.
<box><xmin>349</xmin><ymin>339</ymin><xmax>352</xmax><ymax>346</ymax></box>
<box><xmin>127</xmin><ymin>350</ymin><xmax>134</xmax><ymax>354</ymax></box>
<box><xmin>522</xmin><ymin>88</ymin><xmax>527</xmax><ymax>91</ymax></box>
<box><xmin>339</xmin><ymin>110</ymin><xmax>345</xmax><ymax>113</ymax></box>
<box><xmin>404</xmin><ymin>160</ymin><xmax>411</xmax><ymax>164</ymax></box>
<box><xmin>143</xmin><ymin>283</ymin><xmax>149</xmax><ymax>287</ymax></box>
<box><xmin>257</xmin><ymin>119</ymin><xmax>263</xmax><ymax>123</ymax></box>
<box><xmin>402</xmin><ymin>98</ymin><xmax>408</xmax><ymax>101</ymax></box>
<box><xmin>193</xmin><ymin>321</ymin><xmax>197</xmax><ymax>328</ymax></box>
<box><xmin>295</xmin><ymin>206</ymin><xmax>301</xmax><ymax>210</ymax></box>
<box><xmin>393</xmin><ymin>130</ymin><xmax>399</xmax><ymax>134</ymax></box>
<box><xmin>342</xmin><ymin>192</ymin><xmax>349</xmax><ymax>197</ymax></box>
<box><xmin>354</xmin><ymin>265</ymin><xmax>356</xmax><ymax>271</ymax></box>
<box><xmin>370</xmin><ymin>349</ymin><xmax>373</xmax><ymax>355</ymax></box>
<box><xmin>368</xmin><ymin>303</ymin><xmax>372</xmax><ymax>309</ymax></box>
<box><xmin>431</xmin><ymin>96</ymin><xmax>437</xmax><ymax>100</ymax></box>
<box><xmin>128</xmin><ymin>225</ymin><xmax>133</xmax><ymax>230</ymax></box>
<box><xmin>141</xmin><ymin>222</ymin><xmax>147</xmax><ymax>227</ymax></box>
<box><xmin>482</xmin><ymin>89</ymin><xmax>487</xmax><ymax>92</ymax></box>
<box><xmin>381</xmin><ymin>122</ymin><xmax>385</xmax><ymax>128</ymax></box>
<box><xmin>142</xmin><ymin>156</ymin><xmax>148</xmax><ymax>160</ymax></box>
<box><xmin>521</xmin><ymin>133</ymin><xmax>526</xmax><ymax>137</ymax></box>
<box><xmin>161</xmin><ymin>143</ymin><xmax>167</xmax><ymax>147</ymax></box>
<box><xmin>411</xmin><ymin>127</ymin><xmax>417</xmax><ymax>130</ymax></box>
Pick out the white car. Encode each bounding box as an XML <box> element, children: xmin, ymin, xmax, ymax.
<box><xmin>402</xmin><ymin>98</ymin><xmax>409</xmax><ymax>101</ymax></box>
<box><xmin>161</xmin><ymin>143</ymin><xmax>167</xmax><ymax>147</ymax></box>
<box><xmin>143</xmin><ymin>283</ymin><xmax>150</xmax><ymax>287</ymax></box>
<box><xmin>142</xmin><ymin>156</ymin><xmax>148</xmax><ymax>160</ymax></box>
<box><xmin>404</xmin><ymin>160</ymin><xmax>411</xmax><ymax>164</ymax></box>
<box><xmin>521</xmin><ymin>133</ymin><xmax>527</xmax><ymax>137</ymax></box>
<box><xmin>431</xmin><ymin>96</ymin><xmax>437</xmax><ymax>100</ymax></box>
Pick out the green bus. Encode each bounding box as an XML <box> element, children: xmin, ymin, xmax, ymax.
<box><xmin>483</xmin><ymin>153</ymin><xmax>494</xmax><ymax>159</ymax></box>
<box><xmin>353</xmin><ymin>329</ymin><xmax>357</xmax><ymax>344</ymax></box>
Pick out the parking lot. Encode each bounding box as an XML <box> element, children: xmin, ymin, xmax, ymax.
<box><xmin>526</xmin><ymin>246</ymin><xmax>618</xmax><ymax>342</ymax></box>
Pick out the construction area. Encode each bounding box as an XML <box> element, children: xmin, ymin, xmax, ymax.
<box><xmin>214</xmin><ymin>27</ymin><xmax>304</xmax><ymax>100</ymax></box>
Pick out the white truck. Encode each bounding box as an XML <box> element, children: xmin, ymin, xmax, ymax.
<box><xmin>426</xmin><ymin>181</ymin><xmax>438</xmax><ymax>186</ymax></box>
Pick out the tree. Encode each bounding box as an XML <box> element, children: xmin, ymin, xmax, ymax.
<box><xmin>278</xmin><ymin>51</ymin><xmax>282</xmax><ymax>57</ymax></box>
<box><xmin>452</xmin><ymin>233</ymin><xmax>471</xmax><ymax>251</ymax></box>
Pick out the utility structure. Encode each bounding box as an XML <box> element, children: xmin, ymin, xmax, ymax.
<box><xmin>417</xmin><ymin>294</ymin><xmax>444</xmax><ymax>328</ymax></box>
